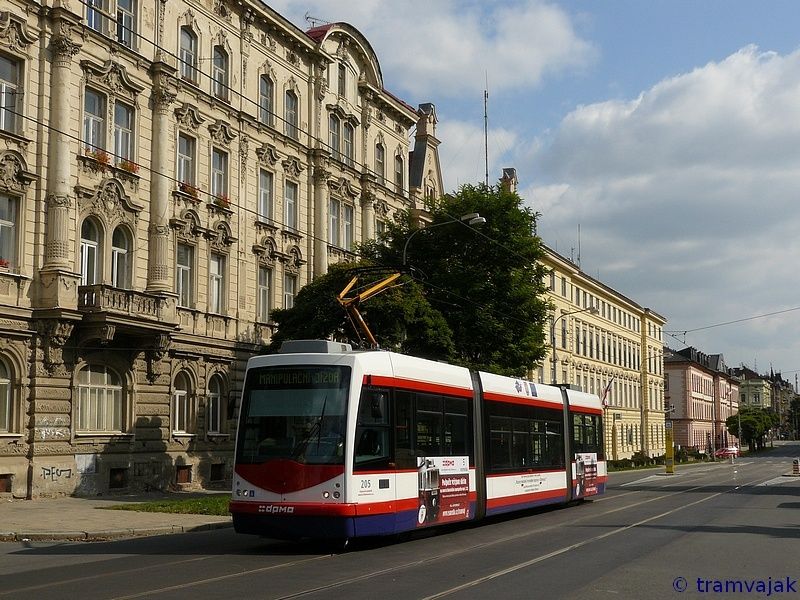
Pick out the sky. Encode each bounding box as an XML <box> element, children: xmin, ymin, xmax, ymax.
<box><xmin>271</xmin><ymin>0</ymin><xmax>800</xmax><ymax>381</ymax></box>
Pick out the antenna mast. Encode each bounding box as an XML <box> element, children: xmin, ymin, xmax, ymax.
<box><xmin>484</xmin><ymin>74</ymin><xmax>489</xmax><ymax>187</ymax></box>
<box><xmin>304</xmin><ymin>12</ymin><xmax>330</xmax><ymax>27</ymax></box>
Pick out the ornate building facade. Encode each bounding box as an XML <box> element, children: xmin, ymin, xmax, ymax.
<box><xmin>0</xmin><ymin>0</ymin><xmax>443</xmax><ymax>497</ymax></box>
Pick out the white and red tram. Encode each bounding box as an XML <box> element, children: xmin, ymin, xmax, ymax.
<box><xmin>230</xmin><ymin>340</ymin><xmax>606</xmax><ymax>540</ymax></box>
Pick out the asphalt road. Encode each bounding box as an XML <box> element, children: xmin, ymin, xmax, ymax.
<box><xmin>2</xmin><ymin>443</ymin><xmax>800</xmax><ymax>600</ymax></box>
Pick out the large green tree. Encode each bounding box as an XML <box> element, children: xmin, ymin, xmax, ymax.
<box><xmin>362</xmin><ymin>184</ymin><xmax>549</xmax><ymax>375</ymax></box>
<box><xmin>726</xmin><ymin>406</ymin><xmax>779</xmax><ymax>451</ymax></box>
<box><xmin>270</xmin><ymin>184</ymin><xmax>550</xmax><ymax>376</ymax></box>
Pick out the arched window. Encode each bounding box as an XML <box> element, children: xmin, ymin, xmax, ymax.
<box><xmin>173</xmin><ymin>372</ymin><xmax>194</xmax><ymax>434</ymax></box>
<box><xmin>259</xmin><ymin>75</ymin><xmax>274</xmax><ymax>125</ymax></box>
<box><xmin>343</xmin><ymin>123</ymin><xmax>354</xmax><ymax>166</ymax></box>
<box><xmin>80</xmin><ymin>219</ymin><xmax>100</xmax><ymax>286</ymax></box>
<box><xmin>207</xmin><ymin>374</ymin><xmax>224</xmax><ymax>434</ymax></box>
<box><xmin>0</xmin><ymin>360</ymin><xmax>12</xmax><ymax>433</ymax></box>
<box><xmin>394</xmin><ymin>155</ymin><xmax>404</xmax><ymax>193</ymax></box>
<box><xmin>111</xmin><ymin>226</ymin><xmax>131</xmax><ymax>289</ymax></box>
<box><xmin>179</xmin><ymin>27</ymin><xmax>198</xmax><ymax>82</ymax></box>
<box><xmin>328</xmin><ymin>114</ymin><xmax>340</xmax><ymax>159</ymax></box>
<box><xmin>77</xmin><ymin>365</ymin><xmax>123</xmax><ymax>432</ymax></box>
<box><xmin>212</xmin><ymin>45</ymin><xmax>228</xmax><ymax>100</ymax></box>
<box><xmin>374</xmin><ymin>143</ymin><xmax>385</xmax><ymax>185</ymax></box>
<box><xmin>284</xmin><ymin>90</ymin><xmax>298</xmax><ymax>139</ymax></box>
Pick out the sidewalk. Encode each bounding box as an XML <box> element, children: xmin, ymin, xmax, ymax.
<box><xmin>0</xmin><ymin>493</ymin><xmax>233</xmax><ymax>542</ymax></box>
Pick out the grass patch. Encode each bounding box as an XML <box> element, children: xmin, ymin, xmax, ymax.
<box><xmin>101</xmin><ymin>494</ymin><xmax>230</xmax><ymax>516</ymax></box>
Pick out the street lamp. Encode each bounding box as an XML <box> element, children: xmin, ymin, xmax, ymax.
<box><xmin>402</xmin><ymin>213</ymin><xmax>486</xmax><ymax>266</ymax></box>
<box><xmin>551</xmin><ymin>304</ymin><xmax>599</xmax><ymax>385</ymax></box>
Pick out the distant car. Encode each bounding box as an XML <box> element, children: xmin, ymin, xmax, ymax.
<box><xmin>714</xmin><ymin>446</ymin><xmax>740</xmax><ymax>458</ymax></box>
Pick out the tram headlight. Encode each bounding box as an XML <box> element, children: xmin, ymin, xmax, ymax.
<box><xmin>322</xmin><ymin>491</ymin><xmax>330</xmax><ymax>499</ymax></box>
<box><xmin>333</xmin><ymin>491</ymin><xmax>341</xmax><ymax>499</ymax></box>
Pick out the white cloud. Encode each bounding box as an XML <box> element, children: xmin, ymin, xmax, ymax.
<box><xmin>531</xmin><ymin>45</ymin><xmax>800</xmax><ymax>371</ymax></box>
<box><xmin>274</xmin><ymin>1</ymin><xmax>595</xmax><ymax>97</ymax></box>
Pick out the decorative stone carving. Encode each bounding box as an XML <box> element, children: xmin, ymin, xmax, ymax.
<box><xmin>283</xmin><ymin>246</ymin><xmax>304</xmax><ymax>275</ymax></box>
<box><xmin>174</xmin><ymin>103</ymin><xmax>205</xmax><ymax>131</ymax></box>
<box><xmin>80</xmin><ymin>60</ymin><xmax>145</xmax><ymax>100</ymax></box>
<box><xmin>0</xmin><ymin>12</ymin><xmax>37</xmax><ymax>53</ymax></box>
<box><xmin>252</xmin><ymin>236</ymin><xmax>277</xmax><ymax>267</ymax></box>
<box><xmin>256</xmin><ymin>143</ymin><xmax>280</xmax><ymax>166</ymax></box>
<box><xmin>37</xmin><ymin>320</ymin><xmax>74</xmax><ymax>375</ymax></box>
<box><xmin>374</xmin><ymin>199</ymin><xmax>391</xmax><ymax>219</ymax></box>
<box><xmin>50</xmin><ymin>20</ymin><xmax>81</xmax><ymax>68</ymax></box>
<box><xmin>0</xmin><ymin>151</ymin><xmax>34</xmax><ymax>193</ymax></box>
<box><xmin>207</xmin><ymin>221</ymin><xmax>236</xmax><ymax>250</ymax></box>
<box><xmin>239</xmin><ymin>135</ymin><xmax>249</xmax><ymax>168</ymax></box>
<box><xmin>208</xmin><ymin>120</ymin><xmax>237</xmax><ymax>147</ymax></box>
<box><xmin>170</xmin><ymin>210</ymin><xmax>201</xmax><ymax>242</ymax></box>
<box><xmin>282</xmin><ymin>156</ymin><xmax>304</xmax><ymax>178</ymax></box>
<box><xmin>76</xmin><ymin>179</ymin><xmax>142</xmax><ymax>227</ymax></box>
<box><xmin>147</xmin><ymin>334</ymin><xmax>171</xmax><ymax>383</ymax></box>
<box><xmin>213</xmin><ymin>0</ymin><xmax>231</xmax><ymax>22</ymax></box>
<box><xmin>328</xmin><ymin>176</ymin><xmax>359</xmax><ymax>200</ymax></box>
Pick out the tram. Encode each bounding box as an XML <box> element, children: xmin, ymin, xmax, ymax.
<box><xmin>230</xmin><ymin>340</ymin><xmax>606</xmax><ymax>540</ymax></box>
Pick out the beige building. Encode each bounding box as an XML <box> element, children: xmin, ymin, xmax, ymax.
<box><xmin>0</xmin><ymin>1</ymin><xmax>443</xmax><ymax>497</ymax></box>
<box><xmin>540</xmin><ymin>247</ymin><xmax>667</xmax><ymax>460</ymax></box>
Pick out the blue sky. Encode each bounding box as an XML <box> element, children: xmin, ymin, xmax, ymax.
<box><xmin>273</xmin><ymin>1</ymin><xmax>800</xmax><ymax>380</ymax></box>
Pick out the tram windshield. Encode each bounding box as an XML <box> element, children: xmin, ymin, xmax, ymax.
<box><xmin>236</xmin><ymin>365</ymin><xmax>350</xmax><ymax>465</ymax></box>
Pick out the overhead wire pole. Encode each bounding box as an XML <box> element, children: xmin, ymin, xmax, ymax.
<box><xmin>484</xmin><ymin>74</ymin><xmax>489</xmax><ymax>187</ymax></box>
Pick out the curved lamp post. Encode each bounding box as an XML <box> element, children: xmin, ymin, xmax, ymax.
<box><xmin>402</xmin><ymin>213</ymin><xmax>486</xmax><ymax>266</ymax></box>
<box><xmin>551</xmin><ymin>304</ymin><xmax>599</xmax><ymax>385</ymax></box>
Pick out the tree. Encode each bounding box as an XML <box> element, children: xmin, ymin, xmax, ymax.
<box><xmin>269</xmin><ymin>183</ymin><xmax>550</xmax><ymax>376</ymax></box>
<box><xmin>268</xmin><ymin>262</ymin><xmax>455</xmax><ymax>361</ymax></box>
<box><xmin>726</xmin><ymin>406</ymin><xmax>780</xmax><ymax>451</ymax></box>
<box><xmin>362</xmin><ymin>183</ymin><xmax>550</xmax><ymax>376</ymax></box>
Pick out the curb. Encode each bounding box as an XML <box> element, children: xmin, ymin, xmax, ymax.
<box><xmin>0</xmin><ymin>521</ymin><xmax>233</xmax><ymax>543</ymax></box>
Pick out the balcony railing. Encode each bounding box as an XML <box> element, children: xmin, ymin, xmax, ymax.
<box><xmin>78</xmin><ymin>285</ymin><xmax>176</xmax><ymax>325</ymax></box>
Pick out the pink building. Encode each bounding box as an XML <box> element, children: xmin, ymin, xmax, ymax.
<box><xmin>664</xmin><ymin>348</ymin><xmax>739</xmax><ymax>452</ymax></box>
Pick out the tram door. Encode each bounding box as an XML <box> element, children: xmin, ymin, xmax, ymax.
<box><xmin>353</xmin><ymin>387</ymin><xmax>396</xmax><ymax>536</ymax></box>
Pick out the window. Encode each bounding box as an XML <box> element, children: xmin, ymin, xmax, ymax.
<box><xmin>258</xmin><ymin>170</ymin><xmax>273</xmax><ymax>220</ymax></box>
<box><xmin>328</xmin><ymin>198</ymin><xmax>340</xmax><ymax>247</ymax></box>
<box><xmin>212</xmin><ymin>45</ymin><xmax>228</xmax><ymax>100</ymax></box>
<box><xmin>114</xmin><ymin>102</ymin><xmax>134</xmax><ymax>163</ymax></box>
<box><xmin>207</xmin><ymin>375</ymin><xmax>224</xmax><ymax>434</ymax></box>
<box><xmin>111</xmin><ymin>227</ymin><xmax>131</xmax><ymax>288</ymax></box>
<box><xmin>117</xmin><ymin>0</ymin><xmax>136</xmax><ymax>48</ymax></box>
<box><xmin>211</xmin><ymin>148</ymin><xmax>227</xmax><ymax>198</ymax></box>
<box><xmin>376</xmin><ymin>219</ymin><xmax>386</xmax><ymax>237</ymax></box>
<box><xmin>0</xmin><ymin>194</ymin><xmax>17</xmax><ymax>268</ymax></box>
<box><xmin>374</xmin><ymin>144</ymin><xmax>385</xmax><ymax>184</ymax></box>
<box><xmin>259</xmin><ymin>75</ymin><xmax>274</xmax><ymax>125</ymax></box>
<box><xmin>343</xmin><ymin>123</ymin><xmax>354</xmax><ymax>166</ymax></box>
<box><xmin>394</xmin><ymin>155</ymin><xmax>404</xmax><ymax>193</ymax></box>
<box><xmin>343</xmin><ymin>204</ymin><xmax>353</xmax><ymax>250</ymax></box>
<box><xmin>328</xmin><ymin>114</ymin><xmax>340</xmax><ymax>159</ymax></box>
<box><xmin>354</xmin><ymin>387</ymin><xmax>390</xmax><ymax>469</ymax></box>
<box><xmin>284</xmin><ymin>90</ymin><xmax>298</xmax><ymax>139</ymax></box>
<box><xmin>209</xmin><ymin>253</ymin><xmax>225</xmax><ymax>314</ymax></box>
<box><xmin>176</xmin><ymin>243</ymin><xmax>193</xmax><ymax>307</ymax></box>
<box><xmin>283</xmin><ymin>273</ymin><xmax>296</xmax><ymax>309</ymax></box>
<box><xmin>338</xmin><ymin>63</ymin><xmax>347</xmax><ymax>97</ymax></box>
<box><xmin>77</xmin><ymin>365</ymin><xmax>123</xmax><ymax>432</ymax></box>
<box><xmin>0</xmin><ymin>55</ymin><xmax>19</xmax><ymax>133</ymax></box>
<box><xmin>83</xmin><ymin>89</ymin><xmax>105</xmax><ymax>152</ymax></box>
<box><xmin>177</xmin><ymin>133</ymin><xmax>195</xmax><ymax>185</ymax></box>
<box><xmin>179</xmin><ymin>27</ymin><xmax>198</xmax><ymax>83</ymax></box>
<box><xmin>86</xmin><ymin>0</ymin><xmax>105</xmax><ymax>32</ymax></box>
<box><xmin>0</xmin><ymin>360</ymin><xmax>12</xmax><ymax>433</ymax></box>
<box><xmin>173</xmin><ymin>372</ymin><xmax>194</xmax><ymax>434</ymax></box>
<box><xmin>284</xmin><ymin>181</ymin><xmax>298</xmax><ymax>230</ymax></box>
<box><xmin>257</xmin><ymin>266</ymin><xmax>271</xmax><ymax>322</ymax></box>
<box><xmin>80</xmin><ymin>219</ymin><xmax>100</xmax><ymax>286</ymax></box>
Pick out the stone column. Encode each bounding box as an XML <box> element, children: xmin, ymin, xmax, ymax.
<box><xmin>42</xmin><ymin>16</ymin><xmax>81</xmax><ymax>271</ymax></box>
<box><xmin>312</xmin><ymin>165</ymin><xmax>330</xmax><ymax>277</ymax></box>
<box><xmin>147</xmin><ymin>62</ymin><xmax>177</xmax><ymax>292</ymax></box>
<box><xmin>360</xmin><ymin>173</ymin><xmax>376</xmax><ymax>242</ymax></box>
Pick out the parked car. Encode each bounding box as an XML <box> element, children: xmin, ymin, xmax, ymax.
<box><xmin>714</xmin><ymin>446</ymin><xmax>740</xmax><ymax>458</ymax></box>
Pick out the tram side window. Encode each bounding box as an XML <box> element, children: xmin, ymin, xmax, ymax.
<box><xmin>487</xmin><ymin>402</ymin><xmax>565</xmax><ymax>472</ymax></box>
<box><xmin>444</xmin><ymin>398</ymin><xmax>469</xmax><ymax>456</ymax></box>
<box><xmin>416</xmin><ymin>393</ymin><xmax>443</xmax><ymax>456</ymax></box>
<box><xmin>354</xmin><ymin>387</ymin><xmax>390</xmax><ymax>467</ymax></box>
<box><xmin>572</xmin><ymin>413</ymin><xmax>604</xmax><ymax>459</ymax></box>
<box><xmin>394</xmin><ymin>391</ymin><xmax>415</xmax><ymax>468</ymax></box>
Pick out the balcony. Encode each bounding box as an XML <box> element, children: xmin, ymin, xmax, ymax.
<box><xmin>77</xmin><ymin>285</ymin><xmax>179</xmax><ymax>342</ymax></box>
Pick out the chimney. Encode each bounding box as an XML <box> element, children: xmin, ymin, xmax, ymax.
<box><xmin>499</xmin><ymin>167</ymin><xmax>518</xmax><ymax>193</ymax></box>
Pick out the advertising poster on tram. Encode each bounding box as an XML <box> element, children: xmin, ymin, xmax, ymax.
<box><xmin>574</xmin><ymin>452</ymin><xmax>599</xmax><ymax>497</ymax></box>
<box><xmin>417</xmin><ymin>456</ymin><xmax>470</xmax><ymax>527</ymax></box>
